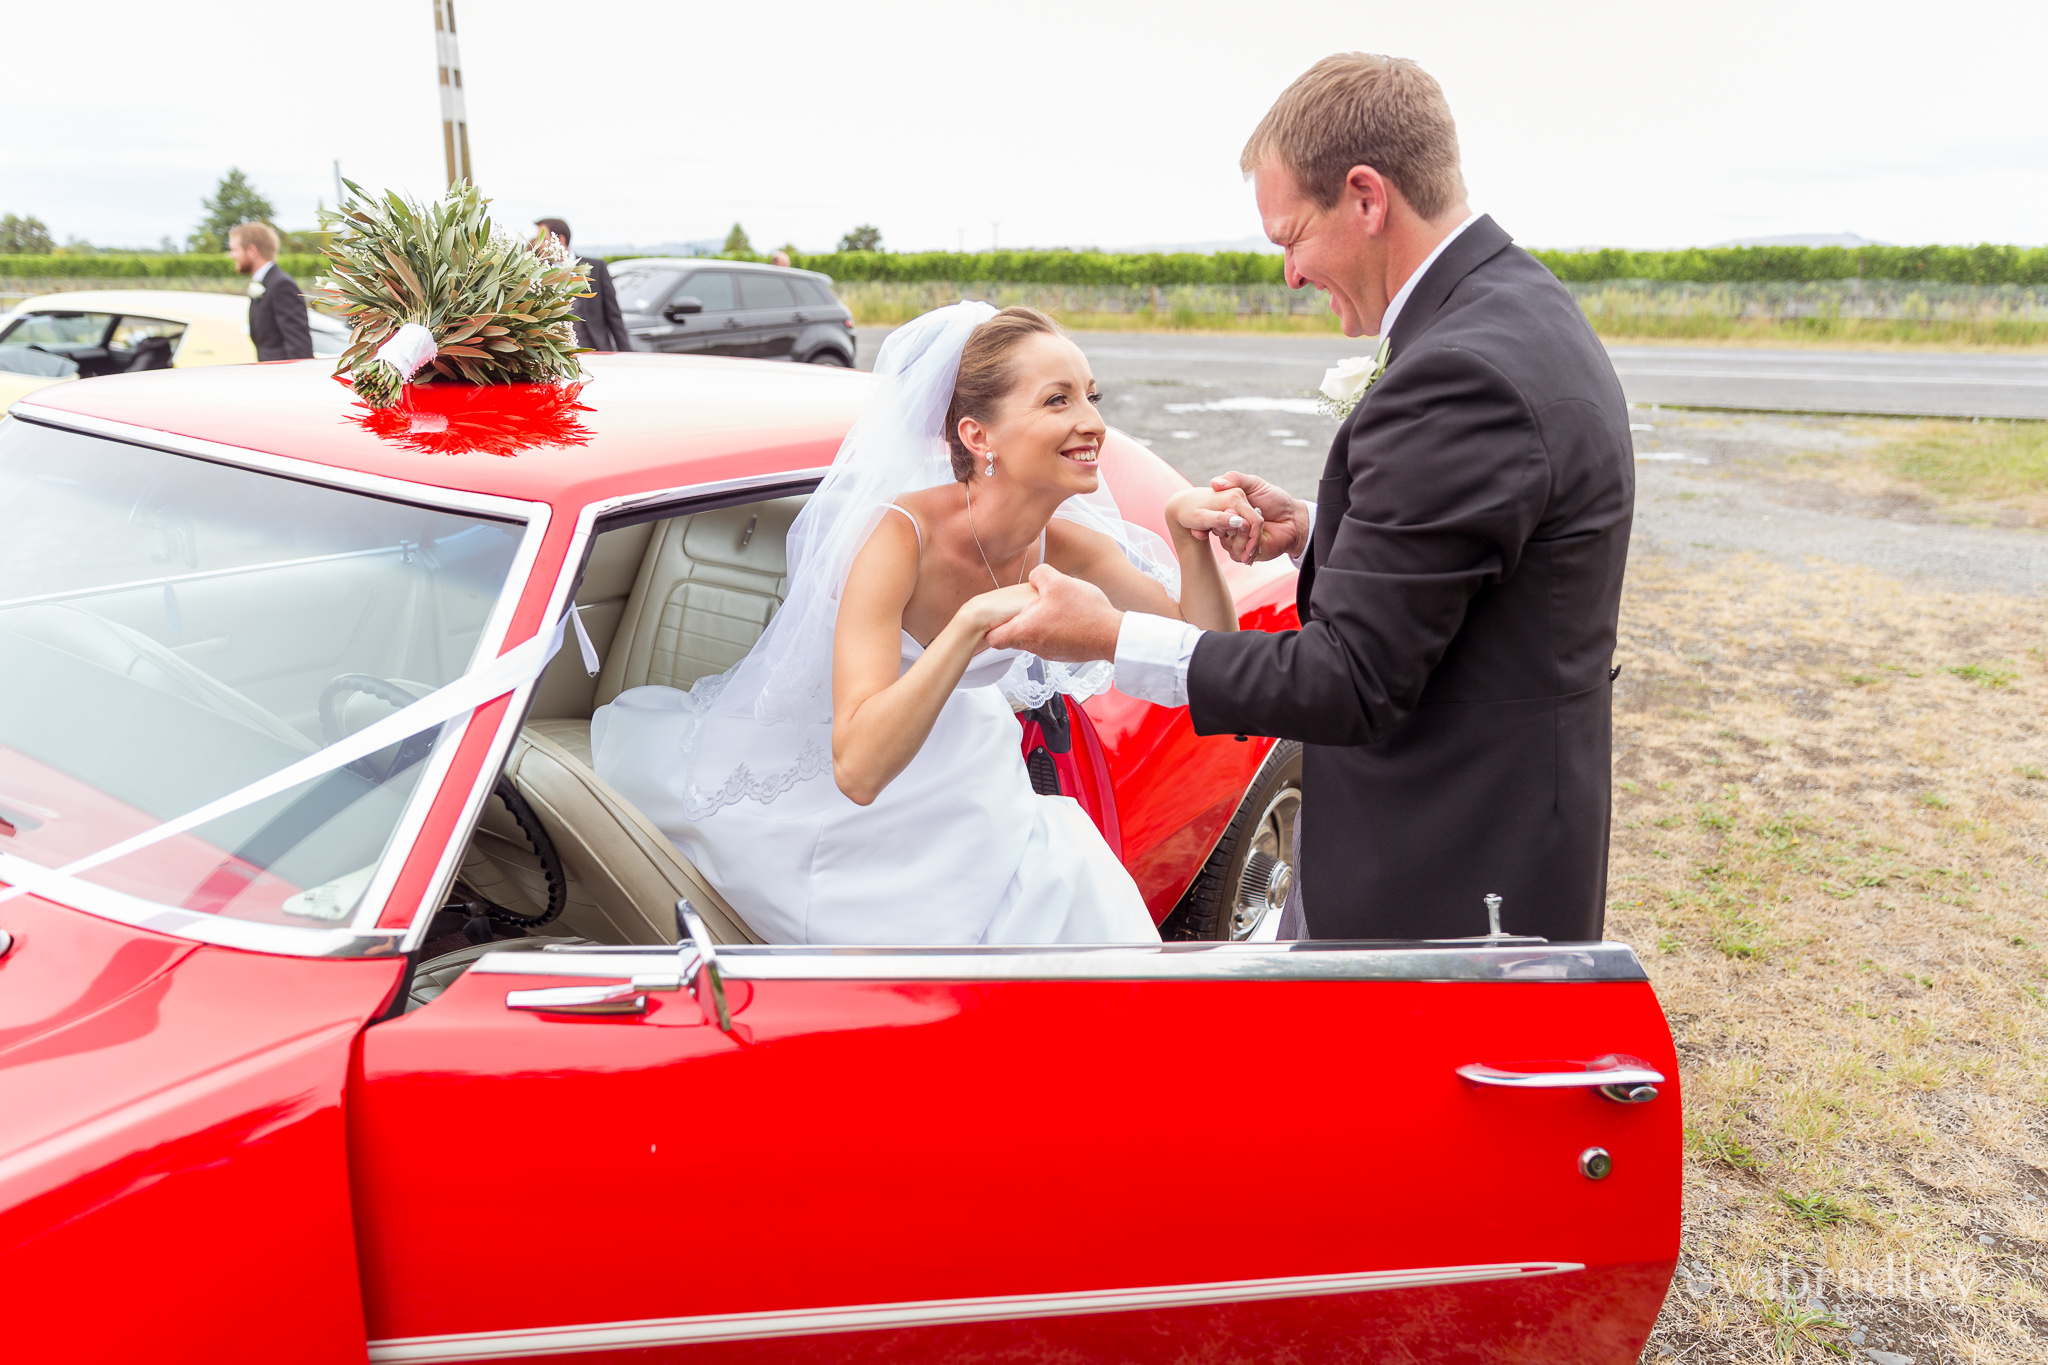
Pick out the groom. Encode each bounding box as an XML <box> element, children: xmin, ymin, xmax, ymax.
<box><xmin>989</xmin><ymin>53</ymin><xmax>1634</xmax><ymax>942</ymax></box>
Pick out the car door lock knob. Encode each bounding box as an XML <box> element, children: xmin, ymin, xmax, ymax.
<box><xmin>1579</xmin><ymin>1147</ymin><xmax>1613</xmax><ymax>1180</ymax></box>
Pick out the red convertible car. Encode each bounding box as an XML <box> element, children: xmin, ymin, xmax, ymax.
<box><xmin>0</xmin><ymin>354</ymin><xmax>1679</xmax><ymax>1363</ymax></box>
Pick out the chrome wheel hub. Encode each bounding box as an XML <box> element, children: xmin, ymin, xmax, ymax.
<box><xmin>1230</xmin><ymin>785</ymin><xmax>1300</xmax><ymax>940</ymax></box>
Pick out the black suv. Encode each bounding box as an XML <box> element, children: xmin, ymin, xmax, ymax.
<box><xmin>609</xmin><ymin>259</ymin><xmax>857</xmax><ymax>366</ymax></box>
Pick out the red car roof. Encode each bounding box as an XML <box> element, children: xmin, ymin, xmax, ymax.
<box><xmin>16</xmin><ymin>353</ymin><xmax>870</xmax><ymax>512</ymax></box>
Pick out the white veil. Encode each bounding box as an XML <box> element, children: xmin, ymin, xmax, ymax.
<box><xmin>592</xmin><ymin>300</ymin><xmax>1178</xmax><ymax>821</ymax></box>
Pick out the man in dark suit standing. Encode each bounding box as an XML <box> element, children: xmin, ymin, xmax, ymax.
<box><xmin>535</xmin><ymin>218</ymin><xmax>634</xmax><ymax>352</ymax></box>
<box><xmin>989</xmin><ymin>54</ymin><xmax>1634</xmax><ymax>944</ymax></box>
<box><xmin>228</xmin><ymin>222</ymin><xmax>313</xmax><ymax>362</ymax></box>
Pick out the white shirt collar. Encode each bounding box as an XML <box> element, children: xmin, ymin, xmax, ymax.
<box><xmin>1376</xmin><ymin>211</ymin><xmax>1482</xmax><ymax>346</ymax></box>
<box><xmin>254</xmin><ymin>259</ymin><xmax>275</xmax><ymax>284</ymax></box>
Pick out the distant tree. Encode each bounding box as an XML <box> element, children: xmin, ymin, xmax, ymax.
<box><xmin>189</xmin><ymin>168</ymin><xmax>278</xmax><ymax>253</ymax></box>
<box><xmin>0</xmin><ymin>213</ymin><xmax>55</xmax><ymax>254</ymax></box>
<box><xmin>723</xmin><ymin>222</ymin><xmax>753</xmax><ymax>256</ymax></box>
<box><xmin>277</xmin><ymin>228</ymin><xmax>333</xmax><ymax>254</ymax></box>
<box><xmin>837</xmin><ymin>224</ymin><xmax>883</xmax><ymax>252</ymax></box>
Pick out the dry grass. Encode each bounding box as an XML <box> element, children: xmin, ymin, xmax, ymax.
<box><xmin>1614</xmin><ymin>552</ymin><xmax>2048</xmax><ymax>1362</ymax></box>
<box><xmin>1777</xmin><ymin>419</ymin><xmax>2048</xmax><ymax>529</ymax></box>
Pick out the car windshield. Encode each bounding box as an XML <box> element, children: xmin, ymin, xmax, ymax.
<box><xmin>611</xmin><ymin>270</ymin><xmax>680</xmax><ymax>314</ymax></box>
<box><xmin>0</xmin><ymin>420</ymin><xmax>527</xmax><ymax>929</ymax></box>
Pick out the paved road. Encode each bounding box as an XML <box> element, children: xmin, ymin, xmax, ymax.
<box><xmin>855</xmin><ymin>327</ymin><xmax>2048</xmax><ymax>421</ymax></box>
<box><xmin>1606</xmin><ymin>345</ymin><xmax>2048</xmax><ymax>421</ymax></box>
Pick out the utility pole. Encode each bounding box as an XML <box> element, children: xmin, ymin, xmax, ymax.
<box><xmin>433</xmin><ymin>0</ymin><xmax>472</xmax><ymax>186</ymax></box>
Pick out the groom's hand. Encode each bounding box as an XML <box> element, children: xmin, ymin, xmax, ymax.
<box><xmin>1212</xmin><ymin>471</ymin><xmax>1312</xmax><ymax>562</ymax></box>
<box><xmin>984</xmin><ymin>564</ymin><xmax>1122</xmax><ymax>662</ymax></box>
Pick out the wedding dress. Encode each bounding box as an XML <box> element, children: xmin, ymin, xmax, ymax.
<box><xmin>591</xmin><ymin>301</ymin><xmax>1167</xmax><ymax>945</ymax></box>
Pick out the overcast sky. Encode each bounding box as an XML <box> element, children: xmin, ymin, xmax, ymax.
<box><xmin>8</xmin><ymin>0</ymin><xmax>2043</xmax><ymax>254</ymax></box>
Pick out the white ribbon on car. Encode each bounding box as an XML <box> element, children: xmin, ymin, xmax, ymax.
<box><xmin>374</xmin><ymin>322</ymin><xmax>439</xmax><ymax>381</ymax></box>
<box><xmin>0</xmin><ymin>604</ymin><xmax>600</xmax><ymax>909</ymax></box>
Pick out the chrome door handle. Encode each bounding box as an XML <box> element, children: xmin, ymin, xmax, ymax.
<box><xmin>724</xmin><ymin>318</ymin><xmax>742</xmax><ymax>328</ymax></box>
<box><xmin>505</xmin><ymin>974</ymin><xmax>680</xmax><ymax>1016</ymax></box>
<box><xmin>792</xmin><ymin>312</ymin><xmax>808</xmax><ymax>323</ymax></box>
<box><xmin>1456</xmin><ymin>1054</ymin><xmax>1664</xmax><ymax>1104</ymax></box>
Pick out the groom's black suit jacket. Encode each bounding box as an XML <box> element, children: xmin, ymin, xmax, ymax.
<box><xmin>248</xmin><ymin>266</ymin><xmax>314</xmax><ymax>362</ymax></box>
<box><xmin>1186</xmin><ymin>216</ymin><xmax>1633</xmax><ymax>941</ymax></box>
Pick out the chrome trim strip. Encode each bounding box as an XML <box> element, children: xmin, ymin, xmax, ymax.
<box><xmin>0</xmin><ymin>852</ymin><xmax>403</xmax><ymax>957</ymax></box>
<box><xmin>468</xmin><ymin>940</ymin><xmax>1648</xmax><ymax>984</ymax></box>
<box><xmin>584</xmin><ymin>467</ymin><xmax>830</xmax><ymax>523</ymax></box>
<box><xmin>366</xmin><ymin>1261</ymin><xmax>1582</xmax><ymax>1362</ymax></box>
<box><xmin>0</xmin><ymin>407</ymin><xmax>551</xmax><ymax>959</ymax></box>
<box><xmin>6</xmin><ymin>406</ymin><xmax>541</xmax><ymax>521</ymax></box>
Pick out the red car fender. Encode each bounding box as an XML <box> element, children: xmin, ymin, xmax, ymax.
<box><xmin>0</xmin><ymin>896</ymin><xmax>403</xmax><ymax>1364</ymax></box>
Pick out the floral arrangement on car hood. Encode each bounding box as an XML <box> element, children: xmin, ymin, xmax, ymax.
<box><xmin>320</xmin><ymin>180</ymin><xmax>591</xmax><ymax>408</ymax></box>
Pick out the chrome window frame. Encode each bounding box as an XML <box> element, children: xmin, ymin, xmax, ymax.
<box><xmin>1</xmin><ymin>405</ymin><xmax>552</xmax><ymax>958</ymax></box>
<box><xmin>465</xmin><ymin>939</ymin><xmax>1651</xmax><ymax>984</ymax></box>
<box><xmin>391</xmin><ymin>465</ymin><xmax>832</xmax><ymax>957</ymax></box>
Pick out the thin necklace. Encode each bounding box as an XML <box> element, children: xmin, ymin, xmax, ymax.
<box><xmin>964</xmin><ymin>482</ymin><xmax>1033</xmax><ymax>589</ymax></box>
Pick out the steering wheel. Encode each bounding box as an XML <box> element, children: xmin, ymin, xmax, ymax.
<box><xmin>317</xmin><ymin>673</ymin><xmax>567</xmax><ymax>929</ymax></box>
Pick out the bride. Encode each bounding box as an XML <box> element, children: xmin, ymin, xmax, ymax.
<box><xmin>592</xmin><ymin>302</ymin><xmax>1255</xmax><ymax>944</ymax></box>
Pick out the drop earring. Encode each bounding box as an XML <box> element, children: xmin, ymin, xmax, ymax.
<box><xmin>984</xmin><ymin>450</ymin><xmax>995</xmax><ymax>478</ymax></box>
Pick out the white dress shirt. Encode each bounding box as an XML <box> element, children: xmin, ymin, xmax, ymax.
<box><xmin>254</xmin><ymin>259</ymin><xmax>276</xmax><ymax>285</ymax></box>
<box><xmin>1112</xmin><ymin>213</ymin><xmax>1484</xmax><ymax>708</ymax></box>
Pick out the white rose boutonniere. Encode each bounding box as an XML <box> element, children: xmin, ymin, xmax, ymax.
<box><xmin>1317</xmin><ymin>335</ymin><xmax>1391</xmax><ymax>420</ymax></box>
<box><xmin>247</xmin><ymin>281</ymin><xmax>266</xmax><ymax>299</ymax></box>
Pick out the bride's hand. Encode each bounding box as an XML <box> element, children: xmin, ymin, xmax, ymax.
<box><xmin>1165</xmin><ymin>485</ymin><xmax>1263</xmax><ymax>564</ymax></box>
<box><xmin>959</xmin><ymin>582</ymin><xmax>1041</xmax><ymax>637</ymax></box>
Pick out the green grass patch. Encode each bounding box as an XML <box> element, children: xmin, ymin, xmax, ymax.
<box><xmin>1874</xmin><ymin>420</ymin><xmax>2048</xmax><ymax>502</ymax></box>
<box><xmin>1688</xmin><ymin>1126</ymin><xmax>1763</xmax><ymax>1171</ymax></box>
<box><xmin>1945</xmin><ymin>662</ymin><xmax>2019</xmax><ymax>688</ymax></box>
<box><xmin>1777</xmin><ymin>1190</ymin><xmax>1855</xmax><ymax>1226</ymax></box>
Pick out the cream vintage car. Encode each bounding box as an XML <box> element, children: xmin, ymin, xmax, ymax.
<box><xmin>0</xmin><ymin>288</ymin><xmax>348</xmax><ymax>408</ymax></box>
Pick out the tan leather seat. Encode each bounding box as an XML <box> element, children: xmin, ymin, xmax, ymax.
<box><xmin>455</xmin><ymin>498</ymin><xmax>804</xmax><ymax>946</ymax></box>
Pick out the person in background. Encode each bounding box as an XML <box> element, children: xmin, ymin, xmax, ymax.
<box><xmin>229</xmin><ymin>222</ymin><xmax>313</xmax><ymax>362</ymax></box>
<box><xmin>535</xmin><ymin>218</ymin><xmax>634</xmax><ymax>352</ymax></box>
<box><xmin>771</xmin><ymin>249</ymin><xmax>792</xmax><ymax>268</ymax></box>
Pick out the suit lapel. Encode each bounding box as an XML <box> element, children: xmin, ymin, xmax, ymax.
<box><xmin>1296</xmin><ymin>219</ymin><xmax>1512</xmax><ymax>619</ymax></box>
<box><xmin>1385</xmin><ymin>215</ymin><xmax>1512</xmax><ymax>356</ymax></box>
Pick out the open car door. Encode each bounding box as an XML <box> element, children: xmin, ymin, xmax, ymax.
<box><xmin>350</xmin><ymin>937</ymin><xmax>1678</xmax><ymax>1364</ymax></box>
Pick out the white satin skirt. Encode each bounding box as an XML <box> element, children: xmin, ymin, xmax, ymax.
<box><xmin>594</xmin><ymin>679</ymin><xmax>1159</xmax><ymax>946</ymax></box>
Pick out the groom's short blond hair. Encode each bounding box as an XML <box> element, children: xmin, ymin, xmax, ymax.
<box><xmin>1242</xmin><ymin>53</ymin><xmax>1466</xmax><ymax>220</ymax></box>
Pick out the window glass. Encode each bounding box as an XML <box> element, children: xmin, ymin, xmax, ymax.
<box><xmin>676</xmin><ymin>271</ymin><xmax>735</xmax><ymax>312</ymax></box>
<box><xmin>791</xmin><ymin>278</ymin><xmax>833</xmax><ymax>307</ymax></box>
<box><xmin>611</xmin><ymin>270</ymin><xmax>681</xmax><ymax>315</ymax></box>
<box><xmin>109</xmin><ymin>316</ymin><xmax>188</xmax><ymax>370</ymax></box>
<box><xmin>0</xmin><ymin>423</ymin><xmax>527</xmax><ymax>930</ymax></box>
<box><xmin>740</xmin><ymin>273</ymin><xmax>798</xmax><ymax>309</ymax></box>
<box><xmin>0</xmin><ymin>311</ymin><xmax>114</xmax><ymax>378</ymax></box>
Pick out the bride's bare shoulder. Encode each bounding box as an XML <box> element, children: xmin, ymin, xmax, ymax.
<box><xmin>896</xmin><ymin>484</ymin><xmax>958</xmax><ymax>520</ymax></box>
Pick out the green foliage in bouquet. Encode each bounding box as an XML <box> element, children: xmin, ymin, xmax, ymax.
<box><xmin>320</xmin><ymin>180</ymin><xmax>590</xmax><ymax>407</ymax></box>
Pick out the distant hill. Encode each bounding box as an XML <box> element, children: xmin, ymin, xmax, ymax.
<box><xmin>1709</xmin><ymin>232</ymin><xmax>1888</xmax><ymax>248</ymax></box>
<box><xmin>1102</xmin><ymin>234</ymin><xmax>1281</xmax><ymax>255</ymax></box>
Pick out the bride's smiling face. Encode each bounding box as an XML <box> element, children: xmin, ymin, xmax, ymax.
<box><xmin>959</xmin><ymin>334</ymin><xmax>1105</xmax><ymax>497</ymax></box>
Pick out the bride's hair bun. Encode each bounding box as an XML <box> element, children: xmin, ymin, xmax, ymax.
<box><xmin>944</xmin><ymin>306</ymin><xmax>1061</xmax><ymax>482</ymax></box>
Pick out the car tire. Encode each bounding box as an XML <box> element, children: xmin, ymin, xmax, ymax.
<box><xmin>1160</xmin><ymin>740</ymin><xmax>1302</xmax><ymax>941</ymax></box>
<box><xmin>804</xmin><ymin>349</ymin><xmax>852</xmax><ymax>367</ymax></box>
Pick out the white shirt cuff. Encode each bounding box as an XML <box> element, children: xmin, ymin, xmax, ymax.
<box><xmin>1290</xmin><ymin>500</ymin><xmax>1317</xmax><ymax>569</ymax></box>
<box><xmin>1113</xmin><ymin>612</ymin><xmax>1201</xmax><ymax>708</ymax></box>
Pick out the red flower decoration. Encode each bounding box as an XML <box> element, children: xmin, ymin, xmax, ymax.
<box><xmin>347</xmin><ymin>380</ymin><xmax>594</xmax><ymax>456</ymax></box>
